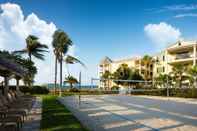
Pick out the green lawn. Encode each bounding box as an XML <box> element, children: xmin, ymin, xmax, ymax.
<box><xmin>40</xmin><ymin>95</ymin><xmax>88</xmax><ymax>131</ymax></box>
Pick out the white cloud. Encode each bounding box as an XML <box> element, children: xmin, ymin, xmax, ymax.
<box><xmin>148</xmin><ymin>4</ymin><xmax>197</xmax><ymax>13</ymax></box>
<box><xmin>164</xmin><ymin>4</ymin><xmax>197</xmax><ymax>11</ymax></box>
<box><xmin>174</xmin><ymin>13</ymin><xmax>197</xmax><ymax>18</ymax></box>
<box><xmin>0</xmin><ymin>3</ymin><xmax>75</xmax><ymax>84</ymax></box>
<box><xmin>144</xmin><ymin>22</ymin><xmax>181</xmax><ymax>49</ymax></box>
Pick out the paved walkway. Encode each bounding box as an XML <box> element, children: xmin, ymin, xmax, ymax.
<box><xmin>59</xmin><ymin>95</ymin><xmax>197</xmax><ymax>131</ymax></box>
<box><xmin>22</xmin><ymin>97</ymin><xmax>42</xmax><ymax>131</ymax></box>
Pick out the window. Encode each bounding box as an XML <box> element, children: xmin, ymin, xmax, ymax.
<box><xmin>163</xmin><ymin>55</ymin><xmax>165</xmax><ymax>61</ymax></box>
<box><xmin>163</xmin><ymin>67</ymin><xmax>165</xmax><ymax>72</ymax></box>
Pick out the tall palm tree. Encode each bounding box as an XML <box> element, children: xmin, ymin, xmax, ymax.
<box><xmin>52</xmin><ymin>32</ymin><xmax>61</xmax><ymax>93</ymax></box>
<box><xmin>14</xmin><ymin>35</ymin><xmax>48</xmax><ymax>61</ymax></box>
<box><xmin>52</xmin><ymin>30</ymin><xmax>72</xmax><ymax>96</ymax></box>
<box><xmin>64</xmin><ymin>55</ymin><xmax>86</xmax><ymax>75</ymax></box>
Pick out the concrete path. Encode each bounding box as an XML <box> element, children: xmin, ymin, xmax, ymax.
<box><xmin>22</xmin><ymin>97</ymin><xmax>42</xmax><ymax>131</ymax></box>
<box><xmin>59</xmin><ymin>95</ymin><xmax>197</xmax><ymax>131</ymax></box>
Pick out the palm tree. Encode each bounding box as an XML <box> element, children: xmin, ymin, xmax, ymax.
<box><xmin>171</xmin><ymin>64</ymin><xmax>187</xmax><ymax>88</ymax></box>
<box><xmin>155</xmin><ymin>74</ymin><xmax>171</xmax><ymax>88</ymax></box>
<box><xmin>101</xmin><ymin>71</ymin><xmax>112</xmax><ymax>90</ymax></box>
<box><xmin>14</xmin><ymin>35</ymin><xmax>48</xmax><ymax>61</ymax></box>
<box><xmin>52</xmin><ymin>30</ymin><xmax>72</xmax><ymax>96</ymax></box>
<box><xmin>64</xmin><ymin>55</ymin><xmax>86</xmax><ymax>75</ymax></box>
<box><xmin>52</xmin><ymin>32</ymin><xmax>61</xmax><ymax>93</ymax></box>
<box><xmin>188</xmin><ymin>65</ymin><xmax>197</xmax><ymax>87</ymax></box>
<box><xmin>142</xmin><ymin>55</ymin><xmax>152</xmax><ymax>81</ymax></box>
<box><xmin>21</xmin><ymin>59</ymin><xmax>37</xmax><ymax>87</ymax></box>
<box><xmin>64</xmin><ymin>75</ymin><xmax>78</xmax><ymax>88</ymax></box>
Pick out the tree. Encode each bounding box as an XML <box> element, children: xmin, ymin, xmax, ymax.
<box><xmin>64</xmin><ymin>55</ymin><xmax>86</xmax><ymax>75</ymax></box>
<box><xmin>188</xmin><ymin>65</ymin><xmax>197</xmax><ymax>87</ymax></box>
<box><xmin>14</xmin><ymin>35</ymin><xmax>48</xmax><ymax>61</ymax></box>
<box><xmin>52</xmin><ymin>32</ymin><xmax>61</xmax><ymax>92</ymax></box>
<box><xmin>0</xmin><ymin>51</ymin><xmax>37</xmax><ymax>87</ymax></box>
<box><xmin>21</xmin><ymin>59</ymin><xmax>37</xmax><ymax>87</ymax></box>
<box><xmin>113</xmin><ymin>64</ymin><xmax>132</xmax><ymax>86</ymax></box>
<box><xmin>64</xmin><ymin>75</ymin><xmax>78</xmax><ymax>88</ymax></box>
<box><xmin>154</xmin><ymin>74</ymin><xmax>171</xmax><ymax>88</ymax></box>
<box><xmin>52</xmin><ymin>30</ymin><xmax>73</xmax><ymax>96</ymax></box>
<box><xmin>129</xmin><ymin>70</ymin><xmax>144</xmax><ymax>87</ymax></box>
<box><xmin>101</xmin><ymin>71</ymin><xmax>112</xmax><ymax>89</ymax></box>
<box><xmin>171</xmin><ymin>64</ymin><xmax>187</xmax><ymax>88</ymax></box>
<box><xmin>142</xmin><ymin>55</ymin><xmax>153</xmax><ymax>81</ymax></box>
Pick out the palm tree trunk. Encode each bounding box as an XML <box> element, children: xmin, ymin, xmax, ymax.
<box><xmin>59</xmin><ymin>53</ymin><xmax>63</xmax><ymax>96</ymax></box>
<box><xmin>29</xmin><ymin>53</ymin><xmax>32</xmax><ymax>61</ymax></box>
<box><xmin>179</xmin><ymin>76</ymin><xmax>182</xmax><ymax>88</ymax></box>
<box><xmin>54</xmin><ymin>56</ymin><xmax>58</xmax><ymax>94</ymax></box>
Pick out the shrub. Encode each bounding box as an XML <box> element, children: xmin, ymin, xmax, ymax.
<box><xmin>31</xmin><ymin>86</ymin><xmax>49</xmax><ymax>94</ymax></box>
<box><xmin>111</xmin><ymin>86</ymin><xmax>120</xmax><ymax>90</ymax></box>
<box><xmin>19</xmin><ymin>86</ymin><xmax>31</xmax><ymax>94</ymax></box>
<box><xmin>69</xmin><ymin>88</ymin><xmax>79</xmax><ymax>92</ymax></box>
<box><xmin>130</xmin><ymin>88</ymin><xmax>197</xmax><ymax>98</ymax></box>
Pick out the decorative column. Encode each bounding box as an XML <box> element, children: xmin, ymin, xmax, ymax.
<box><xmin>193</xmin><ymin>44</ymin><xmax>196</xmax><ymax>66</ymax></box>
<box><xmin>4</xmin><ymin>76</ymin><xmax>9</xmax><ymax>95</ymax></box>
<box><xmin>16</xmin><ymin>78</ymin><xmax>20</xmax><ymax>91</ymax></box>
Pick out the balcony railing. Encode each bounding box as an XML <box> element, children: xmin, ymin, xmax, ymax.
<box><xmin>175</xmin><ymin>53</ymin><xmax>191</xmax><ymax>60</ymax></box>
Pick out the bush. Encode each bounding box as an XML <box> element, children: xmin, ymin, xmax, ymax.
<box><xmin>31</xmin><ymin>86</ymin><xmax>49</xmax><ymax>94</ymax></box>
<box><xmin>19</xmin><ymin>86</ymin><xmax>31</xmax><ymax>94</ymax></box>
<box><xmin>111</xmin><ymin>86</ymin><xmax>120</xmax><ymax>90</ymax></box>
<box><xmin>130</xmin><ymin>88</ymin><xmax>197</xmax><ymax>98</ymax></box>
<box><xmin>69</xmin><ymin>88</ymin><xmax>79</xmax><ymax>92</ymax></box>
<box><xmin>18</xmin><ymin>85</ymin><xmax>49</xmax><ymax>94</ymax></box>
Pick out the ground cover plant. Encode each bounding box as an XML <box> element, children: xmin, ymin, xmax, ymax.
<box><xmin>40</xmin><ymin>95</ymin><xmax>87</xmax><ymax>131</ymax></box>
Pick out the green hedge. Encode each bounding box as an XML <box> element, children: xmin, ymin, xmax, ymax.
<box><xmin>130</xmin><ymin>88</ymin><xmax>197</xmax><ymax>98</ymax></box>
<box><xmin>16</xmin><ymin>85</ymin><xmax>49</xmax><ymax>94</ymax></box>
<box><xmin>31</xmin><ymin>86</ymin><xmax>49</xmax><ymax>94</ymax></box>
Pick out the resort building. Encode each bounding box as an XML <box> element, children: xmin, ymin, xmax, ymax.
<box><xmin>153</xmin><ymin>40</ymin><xmax>197</xmax><ymax>77</ymax></box>
<box><xmin>99</xmin><ymin>40</ymin><xmax>197</xmax><ymax>88</ymax></box>
<box><xmin>99</xmin><ymin>56</ymin><xmax>153</xmax><ymax>88</ymax></box>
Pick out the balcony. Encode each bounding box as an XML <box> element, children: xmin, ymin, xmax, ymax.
<box><xmin>168</xmin><ymin>52</ymin><xmax>196</xmax><ymax>64</ymax></box>
<box><xmin>175</xmin><ymin>53</ymin><xmax>191</xmax><ymax>60</ymax></box>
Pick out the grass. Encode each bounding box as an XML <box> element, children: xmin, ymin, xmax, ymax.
<box><xmin>40</xmin><ymin>95</ymin><xmax>88</xmax><ymax>131</ymax></box>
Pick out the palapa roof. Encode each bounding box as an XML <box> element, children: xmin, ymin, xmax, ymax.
<box><xmin>0</xmin><ymin>55</ymin><xmax>27</xmax><ymax>77</ymax></box>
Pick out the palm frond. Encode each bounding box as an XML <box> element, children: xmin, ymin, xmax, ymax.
<box><xmin>13</xmin><ymin>49</ymin><xmax>27</xmax><ymax>55</ymax></box>
<box><xmin>32</xmin><ymin>52</ymin><xmax>45</xmax><ymax>60</ymax></box>
<box><xmin>65</xmin><ymin>55</ymin><xmax>86</xmax><ymax>68</ymax></box>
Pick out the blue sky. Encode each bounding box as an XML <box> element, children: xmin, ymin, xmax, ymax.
<box><xmin>1</xmin><ymin>0</ymin><xmax>197</xmax><ymax>84</ymax></box>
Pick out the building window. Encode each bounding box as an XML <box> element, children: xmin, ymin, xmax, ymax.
<box><xmin>163</xmin><ymin>67</ymin><xmax>165</xmax><ymax>72</ymax></box>
<box><xmin>163</xmin><ymin>56</ymin><xmax>165</xmax><ymax>61</ymax></box>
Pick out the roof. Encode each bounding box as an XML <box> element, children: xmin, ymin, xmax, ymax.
<box><xmin>100</xmin><ymin>56</ymin><xmax>113</xmax><ymax>64</ymax></box>
<box><xmin>0</xmin><ymin>56</ymin><xmax>27</xmax><ymax>77</ymax></box>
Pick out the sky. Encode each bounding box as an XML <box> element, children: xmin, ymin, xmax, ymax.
<box><xmin>1</xmin><ymin>0</ymin><xmax>197</xmax><ymax>85</ymax></box>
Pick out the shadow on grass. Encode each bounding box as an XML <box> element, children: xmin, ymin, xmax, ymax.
<box><xmin>40</xmin><ymin>95</ymin><xmax>87</xmax><ymax>131</ymax></box>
